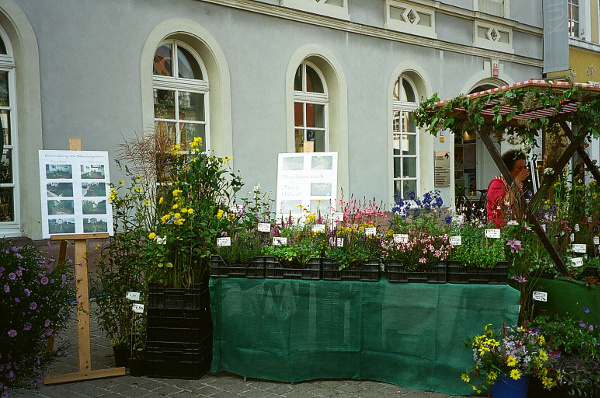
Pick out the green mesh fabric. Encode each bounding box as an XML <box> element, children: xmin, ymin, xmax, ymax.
<box><xmin>210</xmin><ymin>277</ymin><xmax>520</xmax><ymax>395</ymax></box>
<box><xmin>533</xmin><ymin>277</ymin><xmax>600</xmax><ymax>325</ymax></box>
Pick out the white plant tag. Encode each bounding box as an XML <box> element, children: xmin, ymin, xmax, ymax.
<box><xmin>312</xmin><ymin>224</ymin><xmax>326</xmax><ymax>233</ymax></box>
<box><xmin>365</xmin><ymin>227</ymin><xmax>377</xmax><ymax>236</ymax></box>
<box><xmin>132</xmin><ymin>303</ymin><xmax>145</xmax><ymax>314</ymax></box>
<box><xmin>336</xmin><ymin>238</ymin><xmax>344</xmax><ymax>247</ymax></box>
<box><xmin>532</xmin><ymin>291</ymin><xmax>548</xmax><ymax>302</ymax></box>
<box><xmin>449</xmin><ymin>236</ymin><xmax>462</xmax><ymax>246</ymax></box>
<box><xmin>541</xmin><ymin>224</ymin><xmax>546</xmax><ymax>232</ymax></box>
<box><xmin>571</xmin><ymin>257</ymin><xmax>584</xmax><ymax>267</ymax></box>
<box><xmin>394</xmin><ymin>234</ymin><xmax>409</xmax><ymax>244</ymax></box>
<box><xmin>332</xmin><ymin>212</ymin><xmax>344</xmax><ymax>222</ymax></box>
<box><xmin>485</xmin><ymin>229</ymin><xmax>501</xmax><ymax>239</ymax></box>
<box><xmin>230</xmin><ymin>204</ymin><xmax>244</xmax><ymax>215</ymax></box>
<box><xmin>126</xmin><ymin>291</ymin><xmax>140</xmax><ymax>301</ymax></box>
<box><xmin>156</xmin><ymin>236</ymin><xmax>167</xmax><ymax>244</ymax></box>
<box><xmin>217</xmin><ymin>237</ymin><xmax>231</xmax><ymax>247</ymax></box>
<box><xmin>273</xmin><ymin>237</ymin><xmax>288</xmax><ymax>246</ymax></box>
<box><xmin>572</xmin><ymin>244</ymin><xmax>587</xmax><ymax>254</ymax></box>
<box><xmin>594</xmin><ymin>236</ymin><xmax>600</xmax><ymax>245</ymax></box>
<box><xmin>575</xmin><ymin>224</ymin><xmax>580</xmax><ymax>232</ymax></box>
<box><xmin>570</xmin><ymin>234</ymin><xmax>575</xmax><ymax>242</ymax></box>
<box><xmin>258</xmin><ymin>222</ymin><xmax>271</xmax><ymax>232</ymax></box>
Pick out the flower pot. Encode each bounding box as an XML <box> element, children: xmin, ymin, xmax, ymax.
<box><xmin>112</xmin><ymin>345</ymin><xmax>130</xmax><ymax>368</ymax></box>
<box><xmin>490</xmin><ymin>375</ymin><xmax>529</xmax><ymax>398</ymax></box>
<box><xmin>128</xmin><ymin>357</ymin><xmax>146</xmax><ymax>377</ymax></box>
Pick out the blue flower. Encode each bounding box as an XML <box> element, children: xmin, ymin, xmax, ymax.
<box><xmin>408</xmin><ymin>191</ymin><xmax>416</xmax><ymax>200</ymax></box>
<box><xmin>445</xmin><ymin>215</ymin><xmax>452</xmax><ymax>224</ymax></box>
<box><xmin>584</xmin><ymin>306</ymin><xmax>590</xmax><ymax>313</ymax></box>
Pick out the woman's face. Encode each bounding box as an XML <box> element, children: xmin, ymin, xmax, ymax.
<box><xmin>510</xmin><ymin>159</ymin><xmax>527</xmax><ymax>179</ymax></box>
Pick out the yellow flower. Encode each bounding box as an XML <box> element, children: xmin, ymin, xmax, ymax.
<box><xmin>181</xmin><ymin>208</ymin><xmax>188</xmax><ymax>214</ymax></box>
<box><xmin>538</xmin><ymin>350</ymin><xmax>548</xmax><ymax>362</ymax></box>
<box><xmin>161</xmin><ymin>214</ymin><xmax>170</xmax><ymax>223</ymax></box>
<box><xmin>189</xmin><ymin>137</ymin><xmax>203</xmax><ymax>147</ymax></box>
<box><xmin>506</xmin><ymin>355</ymin><xmax>517</xmax><ymax>367</ymax></box>
<box><xmin>542</xmin><ymin>376</ymin><xmax>554</xmax><ymax>387</ymax></box>
<box><xmin>217</xmin><ymin>209</ymin><xmax>224</xmax><ymax>220</ymax></box>
<box><xmin>148</xmin><ymin>232</ymin><xmax>156</xmax><ymax>240</ymax></box>
<box><xmin>461</xmin><ymin>372</ymin><xmax>470</xmax><ymax>383</ymax></box>
<box><xmin>157</xmin><ymin>263</ymin><xmax>163</xmax><ymax>268</ymax></box>
<box><xmin>172</xmin><ymin>204</ymin><xmax>179</xmax><ymax>210</ymax></box>
<box><xmin>172</xmin><ymin>189</ymin><xmax>182</xmax><ymax>197</ymax></box>
<box><xmin>134</xmin><ymin>186</ymin><xmax>142</xmax><ymax>193</ymax></box>
<box><xmin>188</xmin><ymin>208</ymin><xmax>194</xmax><ymax>214</ymax></box>
<box><xmin>144</xmin><ymin>199</ymin><xmax>150</xmax><ymax>206</ymax></box>
<box><xmin>174</xmin><ymin>213</ymin><xmax>181</xmax><ymax>219</ymax></box>
<box><xmin>510</xmin><ymin>369</ymin><xmax>521</xmax><ymax>380</ymax></box>
<box><xmin>487</xmin><ymin>371</ymin><xmax>497</xmax><ymax>382</ymax></box>
<box><xmin>110</xmin><ymin>339</ymin><xmax>116</xmax><ymax>346</ymax></box>
<box><xmin>159</xmin><ymin>196</ymin><xmax>164</xmax><ymax>204</ymax></box>
<box><xmin>222</xmin><ymin>156</ymin><xmax>232</xmax><ymax>164</ymax></box>
<box><xmin>118</xmin><ymin>179</ymin><xmax>125</xmax><ymax>186</ymax></box>
<box><xmin>174</xmin><ymin>219</ymin><xmax>184</xmax><ymax>225</ymax></box>
<box><xmin>228</xmin><ymin>213</ymin><xmax>235</xmax><ymax>221</ymax></box>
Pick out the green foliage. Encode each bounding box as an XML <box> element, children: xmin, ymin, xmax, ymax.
<box><xmin>450</xmin><ymin>221</ymin><xmax>506</xmax><ymax>269</ymax></box>
<box><xmin>325</xmin><ymin>227</ymin><xmax>381</xmax><ymax>270</ymax></box>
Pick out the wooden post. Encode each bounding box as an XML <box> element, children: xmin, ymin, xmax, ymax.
<box><xmin>44</xmin><ymin>139</ymin><xmax>125</xmax><ymax>384</ymax></box>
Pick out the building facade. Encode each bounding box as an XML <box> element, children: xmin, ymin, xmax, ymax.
<box><xmin>1</xmin><ymin>0</ymin><xmax>543</xmax><ymax>239</ymax></box>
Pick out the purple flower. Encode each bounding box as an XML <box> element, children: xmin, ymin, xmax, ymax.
<box><xmin>581</xmin><ymin>321</ymin><xmax>586</xmax><ymax>327</ymax></box>
<box><xmin>40</xmin><ymin>276</ymin><xmax>49</xmax><ymax>285</ymax></box>
<box><xmin>445</xmin><ymin>215</ymin><xmax>452</xmax><ymax>224</ymax></box>
<box><xmin>11</xmin><ymin>246</ymin><xmax>17</xmax><ymax>252</ymax></box>
<box><xmin>511</xmin><ymin>275</ymin><xmax>528</xmax><ymax>283</ymax></box>
<box><xmin>8</xmin><ymin>273</ymin><xmax>16</xmax><ymax>280</ymax></box>
<box><xmin>584</xmin><ymin>306</ymin><xmax>590</xmax><ymax>313</ymax></box>
<box><xmin>45</xmin><ymin>319</ymin><xmax>51</xmax><ymax>327</ymax></box>
<box><xmin>15</xmin><ymin>253</ymin><xmax>23</xmax><ymax>260</ymax></box>
<box><xmin>7</xmin><ymin>329</ymin><xmax>16</xmax><ymax>338</ymax></box>
<box><xmin>506</xmin><ymin>239</ymin><xmax>523</xmax><ymax>253</ymax></box>
<box><xmin>14</xmin><ymin>297</ymin><xmax>19</xmax><ymax>303</ymax></box>
<box><xmin>591</xmin><ymin>325</ymin><xmax>595</xmax><ymax>331</ymax></box>
<box><xmin>47</xmin><ymin>241</ymin><xmax>51</xmax><ymax>248</ymax></box>
<box><xmin>23</xmin><ymin>323</ymin><xmax>31</xmax><ymax>331</ymax></box>
<box><xmin>24</xmin><ymin>289</ymin><xmax>30</xmax><ymax>297</ymax></box>
<box><xmin>3</xmin><ymin>285</ymin><xmax>9</xmax><ymax>293</ymax></box>
<box><xmin>507</xmin><ymin>220</ymin><xmax>519</xmax><ymax>226</ymax></box>
<box><xmin>29</xmin><ymin>302</ymin><xmax>37</xmax><ymax>310</ymax></box>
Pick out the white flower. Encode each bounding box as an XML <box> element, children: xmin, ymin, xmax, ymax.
<box><xmin>543</xmin><ymin>168</ymin><xmax>554</xmax><ymax>175</ymax></box>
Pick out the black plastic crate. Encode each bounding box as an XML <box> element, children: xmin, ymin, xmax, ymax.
<box><xmin>146</xmin><ymin>336</ymin><xmax>212</xmax><ymax>379</ymax></box>
<box><xmin>264</xmin><ymin>256</ymin><xmax>321</xmax><ymax>280</ymax></box>
<box><xmin>148</xmin><ymin>284</ymin><xmax>210</xmax><ymax>310</ymax></box>
<box><xmin>147</xmin><ymin>308</ymin><xmax>211</xmax><ymax>328</ymax></box>
<box><xmin>447</xmin><ymin>261</ymin><xmax>508</xmax><ymax>285</ymax></box>
<box><xmin>322</xmin><ymin>258</ymin><xmax>380</xmax><ymax>282</ymax></box>
<box><xmin>210</xmin><ymin>255</ymin><xmax>265</xmax><ymax>278</ymax></box>
<box><xmin>385</xmin><ymin>261</ymin><xmax>447</xmax><ymax>283</ymax></box>
<box><xmin>146</xmin><ymin>316</ymin><xmax>213</xmax><ymax>344</ymax></box>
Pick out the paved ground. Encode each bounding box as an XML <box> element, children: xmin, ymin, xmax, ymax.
<box><xmin>13</xmin><ymin>238</ymin><xmax>471</xmax><ymax>398</ymax></box>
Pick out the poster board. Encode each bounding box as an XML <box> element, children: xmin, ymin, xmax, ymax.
<box><xmin>39</xmin><ymin>150</ymin><xmax>114</xmax><ymax>238</ymax></box>
<box><xmin>434</xmin><ymin>150</ymin><xmax>450</xmax><ymax>187</ymax></box>
<box><xmin>276</xmin><ymin>152</ymin><xmax>337</xmax><ymax>222</ymax></box>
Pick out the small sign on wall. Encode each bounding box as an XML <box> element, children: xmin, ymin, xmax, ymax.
<box><xmin>434</xmin><ymin>151</ymin><xmax>450</xmax><ymax>187</ymax></box>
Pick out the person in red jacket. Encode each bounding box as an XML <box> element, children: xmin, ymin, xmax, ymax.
<box><xmin>486</xmin><ymin>150</ymin><xmax>530</xmax><ymax>227</ymax></box>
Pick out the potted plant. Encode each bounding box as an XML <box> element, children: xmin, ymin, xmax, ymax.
<box><xmin>323</xmin><ymin>225</ymin><xmax>381</xmax><ymax>282</ymax></box>
<box><xmin>0</xmin><ymin>240</ymin><xmax>75</xmax><ymax>396</ymax></box>
<box><xmin>462</xmin><ymin>323</ymin><xmax>561</xmax><ymax>397</ymax></box>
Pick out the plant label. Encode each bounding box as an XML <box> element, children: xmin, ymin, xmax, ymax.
<box><xmin>337</xmin><ymin>238</ymin><xmax>344</xmax><ymax>247</ymax></box>
<box><xmin>217</xmin><ymin>237</ymin><xmax>231</xmax><ymax>247</ymax></box>
<box><xmin>126</xmin><ymin>291</ymin><xmax>140</xmax><ymax>301</ymax></box>
<box><xmin>541</xmin><ymin>224</ymin><xmax>546</xmax><ymax>232</ymax></box>
<box><xmin>365</xmin><ymin>227</ymin><xmax>377</xmax><ymax>236</ymax></box>
<box><xmin>572</xmin><ymin>244</ymin><xmax>587</xmax><ymax>254</ymax></box>
<box><xmin>575</xmin><ymin>224</ymin><xmax>580</xmax><ymax>232</ymax></box>
<box><xmin>570</xmin><ymin>234</ymin><xmax>575</xmax><ymax>242</ymax></box>
<box><xmin>457</xmin><ymin>214</ymin><xmax>465</xmax><ymax>224</ymax></box>
<box><xmin>332</xmin><ymin>212</ymin><xmax>344</xmax><ymax>222</ymax></box>
<box><xmin>312</xmin><ymin>224</ymin><xmax>326</xmax><ymax>233</ymax></box>
<box><xmin>258</xmin><ymin>222</ymin><xmax>271</xmax><ymax>232</ymax></box>
<box><xmin>449</xmin><ymin>236</ymin><xmax>462</xmax><ymax>246</ymax></box>
<box><xmin>156</xmin><ymin>236</ymin><xmax>166</xmax><ymax>244</ymax></box>
<box><xmin>132</xmin><ymin>303</ymin><xmax>144</xmax><ymax>314</ymax></box>
<box><xmin>532</xmin><ymin>291</ymin><xmax>548</xmax><ymax>302</ymax></box>
<box><xmin>230</xmin><ymin>204</ymin><xmax>244</xmax><ymax>215</ymax></box>
<box><xmin>594</xmin><ymin>236</ymin><xmax>600</xmax><ymax>245</ymax></box>
<box><xmin>273</xmin><ymin>237</ymin><xmax>288</xmax><ymax>246</ymax></box>
<box><xmin>571</xmin><ymin>257</ymin><xmax>584</xmax><ymax>267</ymax></box>
<box><xmin>485</xmin><ymin>229</ymin><xmax>501</xmax><ymax>239</ymax></box>
<box><xmin>394</xmin><ymin>234</ymin><xmax>409</xmax><ymax>244</ymax></box>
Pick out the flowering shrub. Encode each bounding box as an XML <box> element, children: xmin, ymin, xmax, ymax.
<box><xmin>462</xmin><ymin>323</ymin><xmax>561</xmax><ymax>394</ymax></box>
<box><xmin>381</xmin><ymin>231</ymin><xmax>451</xmax><ymax>270</ymax></box>
<box><xmin>0</xmin><ymin>240</ymin><xmax>75</xmax><ymax>396</ymax></box>
<box><xmin>326</xmin><ymin>226</ymin><xmax>381</xmax><ymax>270</ymax></box>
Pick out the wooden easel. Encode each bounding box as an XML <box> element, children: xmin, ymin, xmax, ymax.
<box><xmin>44</xmin><ymin>138</ymin><xmax>125</xmax><ymax>384</ymax></box>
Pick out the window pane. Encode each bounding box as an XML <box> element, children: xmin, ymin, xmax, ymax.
<box><xmin>402</xmin><ymin>134</ymin><xmax>416</xmax><ymax>155</ymax></box>
<box><xmin>403</xmin><ymin>179</ymin><xmax>417</xmax><ymax>199</ymax></box>
<box><xmin>311</xmin><ymin>130</ymin><xmax>326</xmax><ymax>152</ymax></box>
<box><xmin>177</xmin><ymin>46</ymin><xmax>203</xmax><ymax>80</ymax></box>
<box><xmin>403</xmin><ymin>157</ymin><xmax>417</xmax><ymax>178</ymax></box>
<box><xmin>306</xmin><ymin>104</ymin><xmax>325</xmax><ymax>128</ymax></box>
<box><xmin>294</xmin><ymin>66</ymin><xmax>302</xmax><ymax>91</ymax></box>
<box><xmin>154</xmin><ymin>89</ymin><xmax>175</xmax><ymax>119</ymax></box>
<box><xmin>0</xmin><ymin>149</ymin><xmax>12</xmax><ymax>184</ymax></box>
<box><xmin>401</xmin><ymin>111</ymin><xmax>416</xmax><ymax>133</ymax></box>
<box><xmin>179</xmin><ymin>92</ymin><xmax>204</xmax><ymax>121</ymax></box>
<box><xmin>0</xmin><ymin>110</ymin><xmax>10</xmax><ymax>145</ymax></box>
<box><xmin>0</xmin><ymin>71</ymin><xmax>8</xmax><ymax>107</ymax></box>
<box><xmin>180</xmin><ymin>123</ymin><xmax>205</xmax><ymax>150</ymax></box>
<box><xmin>392</xmin><ymin>111</ymin><xmax>400</xmax><ymax>132</ymax></box>
<box><xmin>325</xmin><ymin>0</ymin><xmax>343</xmax><ymax>6</ymax></box>
<box><xmin>295</xmin><ymin>129</ymin><xmax>305</xmax><ymax>153</ymax></box>
<box><xmin>393</xmin><ymin>79</ymin><xmax>400</xmax><ymax>101</ymax></box>
<box><xmin>294</xmin><ymin>102</ymin><xmax>304</xmax><ymax>127</ymax></box>
<box><xmin>305</xmin><ymin>66</ymin><xmax>324</xmax><ymax>93</ymax></box>
<box><xmin>394</xmin><ymin>156</ymin><xmax>401</xmax><ymax>178</ymax></box>
<box><xmin>153</xmin><ymin>44</ymin><xmax>172</xmax><ymax>76</ymax></box>
<box><xmin>0</xmin><ymin>187</ymin><xmax>14</xmax><ymax>222</ymax></box>
<box><xmin>402</xmin><ymin>78</ymin><xmax>416</xmax><ymax>102</ymax></box>
<box><xmin>0</xmin><ymin>37</ymin><xmax>6</xmax><ymax>55</ymax></box>
<box><xmin>393</xmin><ymin>134</ymin><xmax>401</xmax><ymax>155</ymax></box>
<box><xmin>154</xmin><ymin>121</ymin><xmax>177</xmax><ymax>148</ymax></box>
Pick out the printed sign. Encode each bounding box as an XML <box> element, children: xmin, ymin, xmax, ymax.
<box><xmin>217</xmin><ymin>237</ymin><xmax>231</xmax><ymax>247</ymax></box>
<box><xmin>312</xmin><ymin>224</ymin><xmax>326</xmax><ymax>233</ymax></box>
<box><xmin>449</xmin><ymin>236</ymin><xmax>462</xmax><ymax>246</ymax></box>
<box><xmin>39</xmin><ymin>150</ymin><xmax>113</xmax><ymax>238</ymax></box>
<box><xmin>273</xmin><ymin>237</ymin><xmax>288</xmax><ymax>246</ymax></box>
<box><xmin>532</xmin><ymin>291</ymin><xmax>548</xmax><ymax>302</ymax></box>
<box><xmin>394</xmin><ymin>234</ymin><xmax>409</xmax><ymax>244</ymax></box>
<box><xmin>258</xmin><ymin>222</ymin><xmax>271</xmax><ymax>233</ymax></box>
<box><xmin>571</xmin><ymin>257</ymin><xmax>584</xmax><ymax>267</ymax></box>
<box><xmin>594</xmin><ymin>236</ymin><xmax>599</xmax><ymax>245</ymax></box>
<box><xmin>485</xmin><ymin>229</ymin><xmax>501</xmax><ymax>239</ymax></box>
<box><xmin>126</xmin><ymin>291</ymin><xmax>140</xmax><ymax>301</ymax></box>
<box><xmin>365</xmin><ymin>227</ymin><xmax>377</xmax><ymax>236</ymax></box>
<box><xmin>572</xmin><ymin>244</ymin><xmax>587</xmax><ymax>254</ymax></box>
<box><xmin>132</xmin><ymin>303</ymin><xmax>145</xmax><ymax>314</ymax></box>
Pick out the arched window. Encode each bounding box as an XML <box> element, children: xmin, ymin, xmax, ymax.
<box><xmin>392</xmin><ymin>76</ymin><xmax>419</xmax><ymax>199</ymax></box>
<box><xmin>0</xmin><ymin>32</ymin><xmax>18</xmax><ymax>226</ymax></box>
<box><xmin>153</xmin><ymin>40</ymin><xmax>209</xmax><ymax>151</ymax></box>
<box><xmin>294</xmin><ymin>61</ymin><xmax>328</xmax><ymax>153</ymax></box>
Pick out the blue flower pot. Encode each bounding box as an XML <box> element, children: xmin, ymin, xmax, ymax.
<box><xmin>490</xmin><ymin>375</ymin><xmax>530</xmax><ymax>398</ymax></box>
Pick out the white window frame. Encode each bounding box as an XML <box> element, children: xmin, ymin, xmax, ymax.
<box><xmin>385</xmin><ymin>0</ymin><xmax>437</xmax><ymax>39</ymax></box>
<box><xmin>153</xmin><ymin>40</ymin><xmax>210</xmax><ymax>151</ymax></box>
<box><xmin>0</xmin><ymin>29</ymin><xmax>20</xmax><ymax>236</ymax></box>
<box><xmin>474</xmin><ymin>0</ymin><xmax>509</xmax><ymax>18</ymax></box>
<box><xmin>473</xmin><ymin>21</ymin><xmax>514</xmax><ymax>54</ymax></box>
<box><xmin>280</xmin><ymin>0</ymin><xmax>349</xmax><ymax>20</ymax></box>
<box><xmin>392</xmin><ymin>76</ymin><xmax>419</xmax><ymax>200</ymax></box>
<box><xmin>294</xmin><ymin>61</ymin><xmax>329</xmax><ymax>153</ymax></box>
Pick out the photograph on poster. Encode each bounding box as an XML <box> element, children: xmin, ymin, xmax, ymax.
<box><xmin>82</xmin><ymin>199</ymin><xmax>107</xmax><ymax>215</ymax></box>
<box><xmin>310</xmin><ymin>199</ymin><xmax>331</xmax><ymax>216</ymax></box>
<box><xmin>80</xmin><ymin>164</ymin><xmax>105</xmax><ymax>179</ymax></box>
<box><xmin>311</xmin><ymin>155</ymin><xmax>333</xmax><ymax>170</ymax></box>
<box><xmin>82</xmin><ymin>182</ymin><xmax>106</xmax><ymax>197</ymax></box>
<box><xmin>311</xmin><ymin>182</ymin><xmax>332</xmax><ymax>196</ymax></box>
<box><xmin>280</xmin><ymin>199</ymin><xmax>302</xmax><ymax>215</ymax></box>
<box><xmin>47</xmin><ymin>200</ymin><xmax>74</xmax><ymax>215</ymax></box>
<box><xmin>83</xmin><ymin>217</ymin><xmax>108</xmax><ymax>233</ymax></box>
<box><xmin>48</xmin><ymin>218</ymin><xmax>76</xmax><ymax>234</ymax></box>
<box><xmin>282</xmin><ymin>156</ymin><xmax>304</xmax><ymax>170</ymax></box>
<box><xmin>47</xmin><ymin>182</ymin><xmax>73</xmax><ymax>198</ymax></box>
<box><xmin>46</xmin><ymin>165</ymin><xmax>72</xmax><ymax>179</ymax></box>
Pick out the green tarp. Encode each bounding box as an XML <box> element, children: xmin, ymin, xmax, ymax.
<box><xmin>533</xmin><ymin>277</ymin><xmax>600</xmax><ymax>325</ymax></box>
<box><xmin>209</xmin><ymin>277</ymin><xmax>520</xmax><ymax>396</ymax></box>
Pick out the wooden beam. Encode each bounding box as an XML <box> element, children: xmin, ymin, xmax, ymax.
<box><xmin>559</xmin><ymin>121</ymin><xmax>600</xmax><ymax>183</ymax></box>
<box><xmin>44</xmin><ymin>367</ymin><xmax>126</xmax><ymax>385</ymax></box>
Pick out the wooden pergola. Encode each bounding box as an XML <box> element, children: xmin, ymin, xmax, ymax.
<box><xmin>414</xmin><ymin>79</ymin><xmax>600</xmax><ymax>275</ymax></box>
